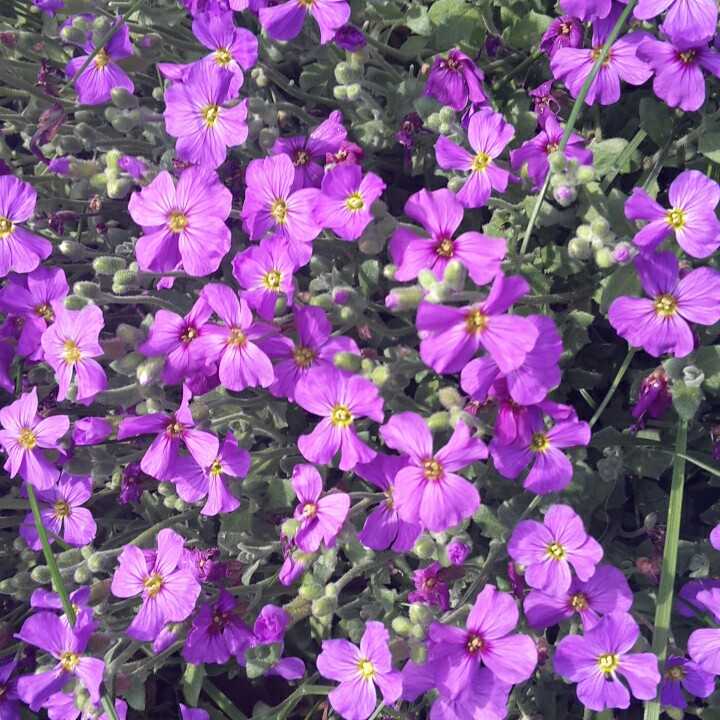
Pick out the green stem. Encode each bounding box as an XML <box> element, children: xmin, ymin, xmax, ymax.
<box><xmin>491</xmin><ymin>49</ymin><xmax>542</xmax><ymax>92</ymax></box>
<box><xmin>589</xmin><ymin>348</ymin><xmax>636</xmax><ymax>427</ymax></box>
<box><xmin>644</xmin><ymin>421</ymin><xmax>687</xmax><ymax>720</ymax></box>
<box><xmin>203</xmin><ymin>680</ymin><xmax>250</xmax><ymax>720</ymax></box>
<box><xmin>519</xmin><ymin>0</ymin><xmax>638</xmax><ymax>255</ymax></box>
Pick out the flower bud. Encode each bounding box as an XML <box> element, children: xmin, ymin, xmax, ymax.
<box><xmin>438</xmin><ymin>106</ymin><xmax>456</xmax><ymax>123</ymax></box>
<box><xmin>425</xmin><ymin>282</ymin><xmax>451</xmax><ymax>304</ymax></box>
<box><xmin>594</xmin><ymin>247</ymin><xmax>615</xmax><ymax>269</ymax></box>
<box><xmin>334</xmin><ymin>62</ymin><xmax>355</xmax><ymax>85</ymax></box>
<box><xmin>107</xmin><ymin>178</ymin><xmax>135</xmax><ymax>199</ymax></box>
<box><xmin>346</xmin><ymin>83</ymin><xmax>362</xmax><ymax>101</ymax></box>
<box><xmin>408</xmin><ymin>602</ymin><xmax>434</xmax><ymax>626</ymax></box>
<box><xmin>284</xmin><ymin>596</ymin><xmax>312</xmax><ymax>620</ymax></box>
<box><xmin>112</xmin><ymin>269</ymin><xmax>140</xmax><ymax>293</ymax></box>
<box><xmin>438</xmin><ymin>387</ymin><xmax>463</xmax><ymax>410</ymax></box>
<box><xmin>392</xmin><ymin>617</ymin><xmax>413</xmax><ymax>636</ymax></box>
<box><xmin>138</xmin><ymin>33</ymin><xmax>163</xmax><ymax>57</ymax></box>
<box><xmin>64</xmin><ymin>295</ymin><xmax>91</xmax><ymax>310</ymax></box>
<box><xmin>309</xmin><ymin>294</ymin><xmax>334</xmax><ymax>310</ymax></box>
<box><xmin>683</xmin><ymin>365</ymin><xmax>705</xmax><ymax>388</ymax></box>
<box><xmin>136</xmin><ymin>356</ymin><xmax>165</xmax><ymax>387</ymax></box>
<box><xmin>74</xmin><ymin>566</ymin><xmax>93</xmax><ymax>584</ymax></box>
<box><xmin>442</xmin><ymin>259</ymin><xmax>467</xmax><ymax>291</ymax></box>
<box><xmin>259</xmin><ymin>128</ymin><xmax>279</xmax><ymax>151</ymax></box>
<box><xmin>548</xmin><ymin>151</ymin><xmax>567</xmax><ymax>174</ymax></box>
<box><xmin>334</xmin><ymin>352</ymin><xmax>362</xmax><ymax>373</ymax></box>
<box><xmin>576</xmin><ymin>165</ymin><xmax>595</xmax><ymax>184</ymax></box>
<box><xmin>59</xmin><ymin>241</ymin><xmax>87</xmax><ymax>260</ymax></box>
<box><xmin>339</xmin><ymin>306</ymin><xmax>357</xmax><ymax>322</ymax></box>
<box><xmin>426</xmin><ymin>411</ymin><xmax>451</xmax><ymax>431</ymax></box>
<box><xmin>60</xmin><ymin>25</ymin><xmax>89</xmax><ymax>46</ymax></box>
<box><xmin>111</xmin><ymin>87</ymin><xmax>139</xmax><ymax>109</ymax></box>
<box><xmin>425</xmin><ymin>113</ymin><xmax>442</xmax><ymax>132</ymax></box>
<box><xmin>311</xmin><ymin>597</ymin><xmax>336</xmax><ymax>618</ymax></box>
<box><xmin>30</xmin><ymin>565</ymin><xmax>52</xmax><ymax>584</ymax></box>
<box><xmin>413</xmin><ymin>535</ymin><xmax>436</xmax><ymax>559</ymax></box>
<box><xmin>567</xmin><ymin>237</ymin><xmax>592</xmax><ymax>260</ymax></box>
<box><xmin>370</xmin><ymin>365</ymin><xmax>390</xmax><ymax>387</ymax></box>
<box><xmin>383</xmin><ymin>263</ymin><xmax>397</xmax><ymax>280</ymax></box>
<box><xmin>57</xmin><ymin>549</ymin><xmax>83</xmax><ymax>568</ymax></box>
<box><xmin>93</xmin><ymin>256</ymin><xmax>126</xmax><ymax>276</ymax></box>
<box><xmin>438</xmin><ymin>122</ymin><xmax>452</xmax><ymax>136</ymax></box>
<box><xmin>447</xmin><ymin>176</ymin><xmax>465</xmax><ymax>193</ymax></box>
<box><xmin>87</xmin><ymin>553</ymin><xmax>110</xmax><ymax>573</ymax></box>
<box><xmin>553</xmin><ymin>184</ymin><xmax>576</xmax><ymax>207</ymax></box>
<box><xmin>590</xmin><ymin>217</ymin><xmax>610</xmax><ymax>238</ymax></box>
<box><xmin>73</xmin><ymin>281</ymin><xmax>102</xmax><ymax>300</ymax></box>
<box><xmin>410</xmin><ymin>643</ymin><xmax>428</xmax><ymax>665</ymax></box>
<box><xmin>174</xmin><ymin>498</ymin><xmax>188</xmax><ymax>512</ymax></box>
<box><xmin>324</xmin><ymin>582</ymin><xmax>338</xmax><ymax>598</ymax></box>
<box><xmin>333</xmin><ymin>85</ymin><xmax>348</xmax><ymax>100</ymax></box>
<box><xmin>385</xmin><ymin>285</ymin><xmax>423</xmax><ymax>312</ymax></box>
<box><xmin>299</xmin><ymin>583</ymin><xmax>324</xmax><ymax>600</ymax></box>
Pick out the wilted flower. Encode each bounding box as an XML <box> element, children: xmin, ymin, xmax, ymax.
<box><xmin>423</xmin><ymin>49</ymin><xmax>486</xmax><ymax>111</ymax></box>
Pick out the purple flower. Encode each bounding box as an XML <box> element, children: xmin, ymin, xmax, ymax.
<box><xmin>326</xmin><ymin>140</ymin><xmax>364</xmax><ymax>167</ymax></box>
<box><xmin>180</xmin><ymin>705</ymin><xmax>210</xmax><ymax>720</ymax></box>
<box><xmin>634</xmin><ymin>0</ymin><xmax>718</xmax><ymax>46</ymax></box>
<box><xmin>688</xmin><ymin>588</ymin><xmax>720</xmax><ymax>673</ymax></box>
<box><xmin>524</xmin><ymin>565</ymin><xmax>633</xmax><ymax>631</ymax></box>
<box><xmin>508</xmin><ymin>505</ymin><xmax>603</xmax><ymax>595</ymax></box>
<box><xmin>624</xmin><ymin>169</ymin><xmax>720</xmax><ymax>257</ymax></box>
<box><xmin>193</xmin><ymin>283</ymin><xmax>275</xmax><ymax>392</ymax></box>
<box><xmin>316</xmin><ymin>621</ymin><xmax>402</xmax><ymax>720</ymax></box>
<box><xmin>65</xmin><ymin>21</ymin><xmax>134</xmax><ymax>105</ymax></box>
<box><xmin>428</xmin><ymin>584</ymin><xmax>538</xmax><ymax>694</ymax></box>
<box><xmin>380</xmin><ymin>413</ymin><xmax>487</xmax><ymax>533</ymax></box>
<box><xmin>559</xmin><ymin>0</ymin><xmax>613</xmax><ymax>21</ymax></box>
<box><xmin>423</xmin><ymin>49</ymin><xmax>487</xmax><ymax>111</ymax></box>
<box><xmin>41</xmin><ymin>303</ymin><xmax>106</xmax><ymax>405</ymax></box>
<box><xmin>31</xmin><ymin>586</ymin><xmax>92</xmax><ymax>623</ymax></box>
<box><xmin>119</xmin><ymin>462</ymin><xmax>145</xmax><ymax>505</ymax></box>
<box><xmin>608</xmin><ymin>251</ymin><xmax>720</xmax><ymax>357</ymax></box>
<box><xmin>291</xmin><ymin>464</ymin><xmax>350</xmax><ymax>552</ymax></box>
<box><xmin>164</xmin><ymin>62</ymin><xmax>248</xmax><ymax>169</ymax></box>
<box><xmin>447</xmin><ymin>540</ymin><xmax>470</xmax><ymax>565</ymax></box>
<box><xmin>0</xmin><ymin>660</ymin><xmax>19</xmax><ymax>720</ymax></box>
<box><xmin>240</xmin><ymin>154</ymin><xmax>321</xmax><ymax>267</ymax></box>
<box><xmin>193</xmin><ymin>11</ymin><xmax>258</xmax><ymax>77</ymax></box>
<box><xmin>72</xmin><ymin>417</ymin><xmax>112</xmax><ymax>447</ymax></box>
<box><xmin>551</xmin><ymin>11</ymin><xmax>653</xmax><ymax>105</ymax></box>
<box><xmin>510</xmin><ymin>113</ymin><xmax>592</xmax><ymax>190</ymax></box>
<box><xmin>313</xmin><ymin>165</ymin><xmax>386</xmax><ymax>241</ymax></box>
<box><xmin>0</xmin><ymin>175</ymin><xmax>52</xmax><ymax>278</ymax></box>
<box><xmin>231</xmin><ymin>235</ymin><xmax>296</xmax><ymax>320</ymax></box>
<box><xmin>111</xmin><ymin>528</ymin><xmax>201</xmax><ymax>642</ymax></box>
<box><xmin>0</xmin><ymin>388</ymin><xmax>68</xmax><ymax>490</ymax></box>
<box><xmin>554</xmin><ymin>612</ymin><xmax>661</xmax><ymax>711</ymax></box>
<box><xmin>356</xmin><ymin>453</ymin><xmax>423</xmax><ymax>553</ymax></box>
<box><xmin>490</xmin><ymin>415</ymin><xmax>591</xmax><ymax>494</ymax></box>
<box><xmin>295</xmin><ymin>368</ymin><xmax>384</xmax><ymax>471</ymax></box>
<box><xmin>638</xmin><ymin>38</ymin><xmax>720</xmax><ymax>112</ymax></box>
<box><xmin>272</xmin><ymin>111</ymin><xmax>347</xmax><ymax>188</ymax></box>
<box><xmin>180</xmin><ymin>547</ymin><xmax>227</xmax><ymax>583</ymax></box>
<box><xmin>334</xmin><ymin>24</ymin><xmax>366</xmax><ymax>52</ymax></box>
<box><xmin>435</xmin><ymin>108</ymin><xmax>515</xmax><ymax>208</ymax></box>
<box><xmin>128</xmin><ymin>167</ymin><xmax>232</xmax><ymax>276</ymax></box>
<box><xmin>408</xmin><ymin>561</ymin><xmax>451</xmax><ymax>611</ymax></box>
<box><xmin>389</xmin><ymin>188</ymin><xmax>506</xmax><ymax>285</ymax></box>
<box><xmin>529</xmin><ymin>81</ymin><xmax>565</xmax><ymax>121</ymax></box>
<box><xmin>259</xmin><ymin>0</ymin><xmax>351</xmax><ymax>44</ymax></box>
<box><xmin>660</xmin><ymin>656</ymin><xmax>714</xmax><ymax>709</ymax></box>
<box><xmin>396</xmin><ymin>112</ymin><xmax>430</xmax><ymax>162</ymax></box>
<box><xmin>16</xmin><ymin>612</ymin><xmax>104</xmax><ymax>710</ymax></box>
<box><xmin>33</xmin><ymin>0</ymin><xmax>64</xmax><ymax>16</ymax></box>
<box><xmin>541</xmin><ymin>16</ymin><xmax>584</xmax><ymax>56</ymax></box>
<box><xmin>20</xmin><ymin>472</ymin><xmax>96</xmax><ymax>551</ymax></box>
<box><xmin>172</xmin><ymin>430</ymin><xmax>249</xmax><ymax>515</ymax></box>
<box><xmin>118</xmin><ymin>155</ymin><xmax>147</xmax><ymax>180</ymax></box>
<box><xmin>416</xmin><ymin>274</ymin><xmax>538</xmax><ymax>375</ymax></box>
<box><xmin>46</xmin><ymin>692</ymin><xmax>127</xmax><ymax>720</ymax></box>
<box><xmin>630</xmin><ymin>367</ymin><xmax>671</xmax><ymax>432</ymax></box>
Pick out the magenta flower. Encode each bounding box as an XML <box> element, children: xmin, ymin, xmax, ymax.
<box><xmin>490</xmin><ymin>416</ymin><xmax>591</xmax><ymax>494</ymax></box>
<box><xmin>16</xmin><ymin>613</ymin><xmax>104</xmax><ymax>710</ymax></box>
<box><xmin>139</xmin><ymin>297</ymin><xmax>213</xmax><ymax>385</ymax></box>
<box><xmin>240</xmin><ymin>154</ymin><xmax>322</xmax><ymax>267</ymax></box>
<box><xmin>272</xmin><ymin>111</ymin><xmax>347</xmax><ymax>188</ymax></box>
<box><xmin>20</xmin><ymin>472</ymin><xmax>96</xmax><ymax>551</ymax></box>
<box><xmin>554</xmin><ymin>612</ymin><xmax>660</xmax><ymax>711</ymax></box>
<box><xmin>660</xmin><ymin>656</ymin><xmax>714</xmax><ymax>709</ymax></box>
<box><xmin>630</xmin><ymin>367</ymin><xmax>671</xmax><ymax>432</ymax></box>
<box><xmin>380</xmin><ymin>412</ymin><xmax>487</xmax><ymax>533</ymax></box>
<box><xmin>111</xmin><ymin>528</ymin><xmax>201</xmax><ymax>642</ymax></box>
<box><xmin>31</xmin><ymin>586</ymin><xmax>91</xmax><ymax>622</ymax></box>
<box><xmin>41</xmin><ymin>302</ymin><xmax>106</xmax><ymax>405</ymax></box>
<box><xmin>117</xmin><ymin>386</ymin><xmax>219</xmax><ymax>481</ymax></box>
<box><xmin>356</xmin><ymin>454</ymin><xmax>423</xmax><ymax>552</ymax></box>
<box><xmin>638</xmin><ymin>38</ymin><xmax>720</xmax><ymax>112</ymax></box>
<box><xmin>541</xmin><ymin>15</ymin><xmax>584</xmax><ymax>56</ymax></box>
<box><xmin>423</xmin><ymin>49</ymin><xmax>487</xmax><ymax>111</ymax></box>
<box><xmin>608</xmin><ymin>251</ymin><xmax>720</xmax><ymax>357</ymax></box>
<box><xmin>0</xmin><ymin>661</ymin><xmax>19</xmax><ymax>720</ymax></box>
<box><xmin>510</xmin><ymin>114</ymin><xmax>592</xmax><ymax>190</ymax></box>
<box><xmin>624</xmin><ymin>170</ymin><xmax>720</xmax><ymax>257</ymax></box>
<box><xmin>193</xmin><ymin>11</ymin><xmax>258</xmax><ymax>77</ymax></box>
<box><xmin>65</xmin><ymin>21</ymin><xmax>133</xmax><ymax>105</ymax></box>
<box><xmin>688</xmin><ymin>588</ymin><xmax>720</xmax><ymax>673</ymax></box>
<box><xmin>428</xmin><ymin>584</ymin><xmax>538</xmax><ymax>695</ymax></box>
<box><xmin>508</xmin><ymin>504</ymin><xmax>603</xmax><ymax>595</ymax></box>
<box><xmin>0</xmin><ymin>175</ymin><xmax>52</xmax><ymax>278</ymax></box>
<box><xmin>313</xmin><ymin>165</ymin><xmax>386</xmax><ymax>241</ymax></box>
<box><xmin>128</xmin><ymin>167</ymin><xmax>232</xmax><ymax>276</ymax></box>
<box><xmin>264</xmin><ymin>306</ymin><xmax>360</xmax><ymax>401</ymax></box>
<box><xmin>416</xmin><ymin>273</ymin><xmax>538</xmax><ymax>374</ymax></box>
<box><xmin>559</xmin><ymin>0</ymin><xmax>613</xmax><ymax>20</ymax></box>
<box><xmin>164</xmin><ymin>62</ymin><xmax>248</xmax><ymax>169</ymax></box>
<box><xmin>172</xmin><ymin>430</ymin><xmax>249</xmax><ymax>516</ymax></box>
<box><xmin>435</xmin><ymin>108</ymin><xmax>515</xmax><ymax>208</ymax></box>
<box><xmin>232</xmin><ymin>235</ymin><xmax>296</xmax><ymax>320</ymax></box>
<box><xmin>295</xmin><ymin>368</ymin><xmax>384</xmax><ymax>471</ymax></box>
<box><xmin>447</xmin><ymin>540</ymin><xmax>470</xmax><ymax>565</ymax></box>
<box><xmin>180</xmin><ymin>706</ymin><xmax>209</xmax><ymax>720</ymax></box>
<box><xmin>259</xmin><ymin>0</ymin><xmax>350</xmax><ymax>44</ymax></box>
<box><xmin>316</xmin><ymin>621</ymin><xmax>402</xmax><ymax>720</ymax></box>
<box><xmin>389</xmin><ymin>188</ymin><xmax>505</xmax><ymax>285</ymax></box>
<box><xmin>193</xmin><ymin>283</ymin><xmax>275</xmax><ymax>392</ymax></box>
<box><xmin>0</xmin><ymin>388</ymin><xmax>69</xmax><ymax>490</ymax></box>
<box><xmin>524</xmin><ymin>565</ymin><xmax>633</xmax><ymax>631</ymax></box>
<box><xmin>634</xmin><ymin>0</ymin><xmax>717</xmax><ymax>46</ymax></box>
<box><xmin>407</xmin><ymin>561</ymin><xmax>451</xmax><ymax>611</ymax></box>
<box><xmin>551</xmin><ymin>12</ymin><xmax>652</xmax><ymax>105</ymax></box>
<box><xmin>291</xmin><ymin>464</ymin><xmax>350</xmax><ymax>552</ymax></box>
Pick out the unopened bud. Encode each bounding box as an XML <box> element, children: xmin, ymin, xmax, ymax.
<box><xmin>594</xmin><ymin>247</ymin><xmax>615</xmax><ymax>269</ymax></box>
<box><xmin>568</xmin><ymin>237</ymin><xmax>592</xmax><ymax>260</ymax></box>
<box><xmin>112</xmin><ymin>269</ymin><xmax>140</xmax><ymax>293</ymax></box>
<box><xmin>59</xmin><ymin>241</ymin><xmax>87</xmax><ymax>260</ymax></box>
<box><xmin>590</xmin><ymin>217</ymin><xmax>610</xmax><ymax>237</ymax></box>
<box><xmin>425</xmin><ymin>282</ymin><xmax>451</xmax><ymax>304</ymax></box>
<box><xmin>298</xmin><ymin>583</ymin><xmax>324</xmax><ymax>600</ymax></box>
<box><xmin>438</xmin><ymin>387</ymin><xmax>463</xmax><ymax>410</ymax></box>
<box><xmin>576</xmin><ymin>165</ymin><xmax>595</xmax><ymax>184</ymax></box>
<box><xmin>73</xmin><ymin>281</ymin><xmax>102</xmax><ymax>300</ymax></box>
<box><xmin>64</xmin><ymin>295</ymin><xmax>91</xmax><ymax>310</ymax></box>
<box><xmin>311</xmin><ymin>597</ymin><xmax>336</xmax><ymax>618</ymax></box>
<box><xmin>30</xmin><ymin>565</ymin><xmax>52</xmax><ymax>584</ymax></box>
<box><xmin>334</xmin><ymin>62</ymin><xmax>355</xmax><ymax>84</ymax></box>
<box><xmin>281</xmin><ymin>519</ymin><xmax>300</xmax><ymax>539</ymax></box>
<box><xmin>61</xmin><ymin>25</ymin><xmax>89</xmax><ymax>46</ymax></box>
<box><xmin>408</xmin><ymin>602</ymin><xmax>433</xmax><ymax>626</ymax></box>
<box><xmin>283</xmin><ymin>596</ymin><xmax>312</xmax><ymax>620</ymax></box>
<box><xmin>413</xmin><ymin>535</ymin><xmax>436</xmax><ymax>559</ymax></box>
<box><xmin>426</xmin><ymin>411</ymin><xmax>451</xmax><ymax>431</ymax></box>
<box><xmin>333</xmin><ymin>85</ymin><xmax>348</xmax><ymax>100</ymax></box>
<box><xmin>74</xmin><ymin>566</ymin><xmax>93</xmax><ymax>584</ymax></box>
<box><xmin>136</xmin><ymin>356</ymin><xmax>165</xmax><ymax>387</ymax></box>
<box><xmin>334</xmin><ymin>352</ymin><xmax>362</xmax><ymax>373</ymax></box>
<box><xmin>93</xmin><ymin>256</ymin><xmax>126</xmax><ymax>276</ymax></box>
<box><xmin>553</xmin><ymin>184</ymin><xmax>576</xmax><ymax>207</ymax></box>
<box><xmin>111</xmin><ymin>87</ymin><xmax>139</xmax><ymax>109</ymax></box>
<box><xmin>346</xmin><ymin>83</ymin><xmax>362</xmax><ymax>101</ymax></box>
<box><xmin>683</xmin><ymin>365</ymin><xmax>705</xmax><ymax>388</ymax></box>
<box><xmin>370</xmin><ymin>365</ymin><xmax>390</xmax><ymax>387</ymax></box>
<box><xmin>385</xmin><ymin>285</ymin><xmax>423</xmax><ymax>312</ymax></box>
<box><xmin>548</xmin><ymin>151</ymin><xmax>567</xmax><ymax>174</ymax></box>
<box><xmin>410</xmin><ymin>643</ymin><xmax>428</xmax><ymax>665</ymax></box>
<box><xmin>392</xmin><ymin>617</ymin><xmax>413</xmax><ymax>636</ymax></box>
<box><xmin>157</xmin><ymin>482</ymin><xmax>175</xmax><ymax>497</ymax></box>
<box><xmin>443</xmin><ymin>259</ymin><xmax>467</xmax><ymax>291</ymax></box>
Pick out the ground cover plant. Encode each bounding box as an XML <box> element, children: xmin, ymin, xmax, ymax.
<box><xmin>0</xmin><ymin>0</ymin><xmax>719</xmax><ymax>717</ymax></box>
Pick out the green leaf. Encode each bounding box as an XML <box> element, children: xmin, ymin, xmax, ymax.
<box><xmin>428</xmin><ymin>0</ymin><xmax>481</xmax><ymax>50</ymax></box>
<box><xmin>405</xmin><ymin>4</ymin><xmax>431</xmax><ymax>36</ymax></box>
<box><xmin>596</xmin><ymin>263</ymin><xmax>642</xmax><ymax>315</ymax></box>
<box><xmin>359</xmin><ymin>260</ymin><xmax>381</xmax><ymax>295</ymax></box>
<box><xmin>182</xmin><ymin>664</ymin><xmax>205</xmax><ymax>707</ymax></box>
<box><xmin>698</xmin><ymin>132</ymin><xmax>720</xmax><ymax>163</ymax></box>
<box><xmin>695</xmin><ymin>346</ymin><xmax>720</xmax><ymax>394</ymax></box>
<box><xmin>507</xmin><ymin>11</ymin><xmax>553</xmax><ymax>51</ymax></box>
<box><xmin>590</xmin><ymin>138</ymin><xmax>640</xmax><ymax>177</ymax></box>
<box><xmin>639</xmin><ymin>97</ymin><xmax>673</xmax><ymax>146</ymax></box>
<box><xmin>245</xmin><ymin>643</ymin><xmax>282</xmax><ymax>680</ymax></box>
<box><xmin>671</xmin><ymin>379</ymin><xmax>704</xmax><ymax>421</ymax></box>
<box><xmin>124</xmin><ymin>678</ymin><xmax>146</xmax><ymax>711</ymax></box>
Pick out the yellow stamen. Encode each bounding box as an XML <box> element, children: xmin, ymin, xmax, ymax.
<box><xmin>436</xmin><ymin>237</ymin><xmax>454</xmax><ymax>258</ymax></box>
<box><xmin>302</xmin><ymin>502</ymin><xmax>317</xmax><ymax>519</ymax></box>
<box><xmin>653</xmin><ymin>293</ymin><xmax>677</xmax><ymax>318</ymax></box>
<box><xmin>62</xmin><ymin>339</ymin><xmax>82</xmax><ymax>365</ymax></box>
<box><xmin>384</xmin><ymin>486</ymin><xmax>395</xmax><ymax>510</ymax></box>
<box><xmin>679</xmin><ymin>50</ymin><xmax>696</xmax><ymax>65</ymax></box>
<box><xmin>181</xmin><ymin>326</ymin><xmax>198</xmax><ymax>344</ymax></box>
<box><xmin>227</xmin><ymin>327</ymin><xmax>247</xmax><ymax>348</ymax></box>
<box><xmin>530</xmin><ymin>431</ymin><xmax>550</xmax><ymax>453</ymax></box>
<box><xmin>357</xmin><ymin>658</ymin><xmax>375</xmax><ymax>680</ymax></box>
<box><xmin>36</xmin><ymin>304</ymin><xmax>54</xmax><ymax>322</ymax></box>
<box><xmin>166</xmin><ymin>421</ymin><xmax>184</xmax><ymax>438</ymax></box>
<box><xmin>570</xmin><ymin>593</ymin><xmax>588</xmax><ymax>612</ymax></box>
<box><xmin>345</xmin><ymin>192</ymin><xmax>365</xmax><ymax>212</ymax></box>
<box><xmin>215</xmin><ymin>48</ymin><xmax>233</xmax><ymax>67</ymax></box>
<box><xmin>330</xmin><ymin>404</ymin><xmax>353</xmax><ymax>428</ymax></box>
<box><xmin>422</xmin><ymin>458</ymin><xmax>443</xmax><ymax>481</ymax></box>
<box><xmin>202</xmin><ymin>104</ymin><xmax>220</xmax><ymax>128</ymax></box>
<box><xmin>664</xmin><ymin>665</ymin><xmax>686</xmax><ymax>681</ymax></box>
<box><xmin>18</xmin><ymin>428</ymin><xmax>37</xmax><ymax>450</ymax></box>
<box><xmin>666</xmin><ymin>208</ymin><xmax>685</xmax><ymax>230</ymax></box>
<box><xmin>465</xmin><ymin>309</ymin><xmax>488</xmax><ymax>335</ymax></box>
<box><xmin>590</xmin><ymin>46</ymin><xmax>613</xmax><ymax>66</ymax></box>
<box><xmin>0</xmin><ymin>217</ymin><xmax>14</xmax><ymax>239</ymax></box>
<box><xmin>144</xmin><ymin>572</ymin><xmax>163</xmax><ymax>598</ymax></box>
<box><xmin>54</xmin><ymin>499</ymin><xmax>71</xmax><ymax>520</ymax></box>
<box><xmin>471</xmin><ymin>152</ymin><xmax>491</xmax><ymax>173</ymax></box>
<box><xmin>466</xmin><ymin>634</ymin><xmax>485</xmax><ymax>654</ymax></box>
<box><xmin>293</xmin><ymin>149</ymin><xmax>310</xmax><ymax>166</ymax></box>
<box><xmin>94</xmin><ymin>49</ymin><xmax>110</xmax><ymax>70</ymax></box>
<box><xmin>209</xmin><ymin>458</ymin><xmax>223</xmax><ymax>477</ymax></box>
<box><xmin>292</xmin><ymin>345</ymin><xmax>317</xmax><ymax>368</ymax></box>
<box><xmin>263</xmin><ymin>269</ymin><xmax>282</xmax><ymax>291</ymax></box>
<box><xmin>168</xmin><ymin>210</ymin><xmax>189</xmax><ymax>233</ymax></box>
<box><xmin>598</xmin><ymin>653</ymin><xmax>619</xmax><ymax>674</ymax></box>
<box><xmin>59</xmin><ymin>650</ymin><xmax>80</xmax><ymax>672</ymax></box>
<box><xmin>270</xmin><ymin>199</ymin><xmax>288</xmax><ymax>224</ymax></box>
<box><xmin>546</xmin><ymin>541</ymin><xmax>566</xmax><ymax>560</ymax></box>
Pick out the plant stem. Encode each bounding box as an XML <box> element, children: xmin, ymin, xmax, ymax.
<box><xmin>203</xmin><ymin>680</ymin><xmax>249</xmax><ymax>720</ymax></box>
<box><xmin>589</xmin><ymin>348</ymin><xmax>636</xmax><ymax>427</ymax></box>
<box><xmin>519</xmin><ymin>0</ymin><xmax>638</xmax><ymax>255</ymax></box>
<box><xmin>644</xmin><ymin>420</ymin><xmax>687</xmax><ymax>720</ymax></box>
<box><xmin>491</xmin><ymin>49</ymin><xmax>542</xmax><ymax>92</ymax></box>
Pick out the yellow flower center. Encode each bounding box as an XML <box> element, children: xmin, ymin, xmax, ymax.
<box><xmin>666</xmin><ymin>208</ymin><xmax>685</xmax><ymax>230</ymax></box>
<box><xmin>298</xmin><ymin>0</ymin><xmax>316</xmax><ymax>6</ymax></box>
<box><xmin>471</xmin><ymin>152</ymin><xmax>491</xmax><ymax>173</ymax></box>
<box><xmin>590</xmin><ymin>46</ymin><xmax>613</xmax><ymax>65</ymax></box>
<box><xmin>436</xmin><ymin>237</ymin><xmax>454</xmax><ymax>258</ymax></box>
<box><xmin>357</xmin><ymin>658</ymin><xmax>375</xmax><ymax>680</ymax></box>
<box><xmin>62</xmin><ymin>339</ymin><xmax>82</xmax><ymax>365</ymax></box>
<box><xmin>330</xmin><ymin>404</ymin><xmax>353</xmax><ymax>428</ymax></box>
<box><xmin>209</xmin><ymin>458</ymin><xmax>223</xmax><ymax>477</ymax></box>
<box><xmin>168</xmin><ymin>210</ymin><xmax>189</xmax><ymax>233</ymax></box>
<box><xmin>384</xmin><ymin>486</ymin><xmax>395</xmax><ymax>510</ymax></box>
<box><xmin>530</xmin><ymin>431</ymin><xmax>550</xmax><ymax>453</ymax></box>
<box><xmin>546</xmin><ymin>142</ymin><xmax>559</xmax><ymax>154</ymax></box>
<box><xmin>546</xmin><ymin>541</ymin><xmax>566</xmax><ymax>560</ymax></box>
<box><xmin>270</xmin><ymin>199</ymin><xmax>288</xmax><ymax>224</ymax></box>
<box><xmin>293</xmin><ymin>149</ymin><xmax>310</xmax><ymax>166</ymax></box>
<box><xmin>227</xmin><ymin>327</ymin><xmax>247</xmax><ymax>348</ymax></box>
<box><xmin>36</xmin><ymin>303</ymin><xmax>54</xmax><ymax>322</ymax></box>
<box><xmin>598</xmin><ymin>653</ymin><xmax>619</xmax><ymax>674</ymax></box>
<box><xmin>215</xmin><ymin>48</ymin><xmax>233</xmax><ymax>67</ymax></box>
<box><xmin>292</xmin><ymin>345</ymin><xmax>317</xmax><ymax>368</ymax></box>
<box><xmin>54</xmin><ymin>499</ymin><xmax>71</xmax><ymax>520</ymax></box>
<box><xmin>664</xmin><ymin>665</ymin><xmax>686</xmax><ymax>681</ymax></box>
<box><xmin>94</xmin><ymin>49</ymin><xmax>110</xmax><ymax>70</ymax></box>
<box><xmin>679</xmin><ymin>50</ymin><xmax>696</xmax><ymax>65</ymax></box>
<box><xmin>570</xmin><ymin>592</ymin><xmax>589</xmax><ymax>612</ymax></box>
<box><xmin>263</xmin><ymin>269</ymin><xmax>282</xmax><ymax>291</ymax></box>
<box><xmin>144</xmin><ymin>572</ymin><xmax>163</xmax><ymax>598</ymax></box>
<box><xmin>60</xmin><ymin>651</ymin><xmax>80</xmax><ymax>672</ymax></box>
<box><xmin>202</xmin><ymin>104</ymin><xmax>220</xmax><ymax>128</ymax></box>
<box><xmin>0</xmin><ymin>217</ymin><xmax>14</xmax><ymax>239</ymax></box>
<box><xmin>653</xmin><ymin>293</ymin><xmax>678</xmax><ymax>318</ymax></box>
<box><xmin>18</xmin><ymin>427</ymin><xmax>37</xmax><ymax>450</ymax></box>
<box><xmin>466</xmin><ymin>634</ymin><xmax>485</xmax><ymax>654</ymax></box>
<box><xmin>302</xmin><ymin>502</ymin><xmax>317</xmax><ymax>519</ymax></box>
<box><xmin>345</xmin><ymin>192</ymin><xmax>365</xmax><ymax>212</ymax></box>
<box><xmin>422</xmin><ymin>458</ymin><xmax>443</xmax><ymax>481</ymax></box>
<box><xmin>181</xmin><ymin>326</ymin><xmax>198</xmax><ymax>344</ymax></box>
<box><xmin>465</xmin><ymin>309</ymin><xmax>488</xmax><ymax>335</ymax></box>
<box><xmin>166</xmin><ymin>420</ymin><xmax>184</xmax><ymax>438</ymax></box>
